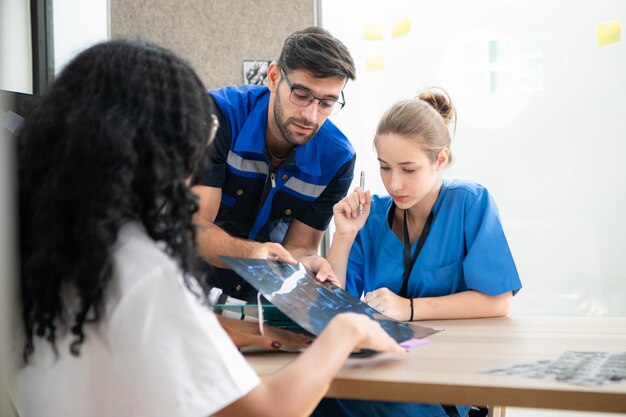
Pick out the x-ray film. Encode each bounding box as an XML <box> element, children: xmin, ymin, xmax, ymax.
<box><xmin>221</xmin><ymin>256</ymin><xmax>441</xmax><ymax>343</ymax></box>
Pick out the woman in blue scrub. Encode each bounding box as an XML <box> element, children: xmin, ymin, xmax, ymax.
<box><xmin>318</xmin><ymin>88</ymin><xmax>522</xmax><ymax>417</ymax></box>
<box><xmin>329</xmin><ymin>87</ymin><xmax>521</xmax><ymax>320</ymax></box>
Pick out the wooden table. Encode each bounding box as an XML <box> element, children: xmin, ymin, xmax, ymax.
<box><xmin>245</xmin><ymin>317</ymin><xmax>626</xmax><ymax>414</ymax></box>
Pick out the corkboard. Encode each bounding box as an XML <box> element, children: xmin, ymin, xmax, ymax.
<box><xmin>110</xmin><ymin>0</ymin><xmax>314</xmax><ymax>90</ymax></box>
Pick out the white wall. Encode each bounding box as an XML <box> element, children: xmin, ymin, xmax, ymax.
<box><xmin>0</xmin><ymin>0</ymin><xmax>32</xmax><ymax>93</ymax></box>
<box><xmin>0</xmin><ymin>0</ymin><xmax>110</xmax><ymax>92</ymax></box>
<box><xmin>0</xmin><ymin>3</ymin><xmax>22</xmax><ymax>417</ymax></box>
<box><xmin>53</xmin><ymin>0</ymin><xmax>109</xmax><ymax>74</ymax></box>
<box><xmin>322</xmin><ymin>0</ymin><xmax>626</xmax><ymax>317</ymax></box>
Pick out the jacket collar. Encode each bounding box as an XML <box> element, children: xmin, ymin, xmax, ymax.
<box><xmin>232</xmin><ymin>91</ymin><xmax>322</xmax><ymax>176</ymax></box>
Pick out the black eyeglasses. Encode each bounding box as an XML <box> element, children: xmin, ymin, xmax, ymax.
<box><xmin>280</xmin><ymin>67</ymin><xmax>345</xmax><ymax>116</ymax></box>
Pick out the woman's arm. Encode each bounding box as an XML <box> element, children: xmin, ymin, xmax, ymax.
<box><xmin>412</xmin><ymin>290</ymin><xmax>512</xmax><ymax>320</ymax></box>
<box><xmin>362</xmin><ymin>288</ymin><xmax>513</xmax><ymax>321</ymax></box>
<box><xmin>326</xmin><ymin>189</ymin><xmax>370</xmax><ymax>288</ymax></box>
<box><xmin>325</xmin><ymin>231</ymin><xmax>356</xmax><ymax>288</ymax></box>
<box><xmin>215</xmin><ymin>313</ymin><xmax>405</xmax><ymax>417</ymax></box>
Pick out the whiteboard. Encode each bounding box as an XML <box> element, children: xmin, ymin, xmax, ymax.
<box><xmin>321</xmin><ymin>0</ymin><xmax>626</xmax><ymax>316</ymax></box>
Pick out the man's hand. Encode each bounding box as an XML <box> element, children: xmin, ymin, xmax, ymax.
<box><xmin>247</xmin><ymin>242</ymin><xmax>297</xmax><ymax>264</ymax></box>
<box><xmin>300</xmin><ymin>254</ymin><xmax>340</xmax><ymax>286</ymax></box>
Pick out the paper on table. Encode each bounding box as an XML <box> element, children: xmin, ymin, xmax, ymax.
<box><xmin>483</xmin><ymin>351</ymin><xmax>626</xmax><ymax>386</ymax></box>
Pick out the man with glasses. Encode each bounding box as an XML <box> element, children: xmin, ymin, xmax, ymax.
<box><xmin>192</xmin><ymin>27</ymin><xmax>356</xmax><ymax>302</ymax></box>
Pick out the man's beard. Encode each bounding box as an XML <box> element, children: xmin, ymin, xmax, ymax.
<box><xmin>273</xmin><ymin>89</ymin><xmax>320</xmax><ymax>146</ymax></box>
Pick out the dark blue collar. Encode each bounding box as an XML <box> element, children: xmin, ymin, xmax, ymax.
<box><xmin>232</xmin><ymin>91</ymin><xmax>322</xmax><ymax>176</ymax></box>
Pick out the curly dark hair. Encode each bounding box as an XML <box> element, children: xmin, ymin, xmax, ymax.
<box><xmin>18</xmin><ymin>39</ymin><xmax>212</xmax><ymax>361</ymax></box>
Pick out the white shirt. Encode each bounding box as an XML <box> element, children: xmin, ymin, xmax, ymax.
<box><xmin>12</xmin><ymin>223</ymin><xmax>260</xmax><ymax>417</ymax></box>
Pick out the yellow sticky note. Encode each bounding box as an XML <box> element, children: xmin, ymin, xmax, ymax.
<box><xmin>365</xmin><ymin>52</ymin><xmax>385</xmax><ymax>71</ymax></box>
<box><xmin>596</xmin><ymin>21</ymin><xmax>621</xmax><ymax>46</ymax></box>
<box><xmin>392</xmin><ymin>18</ymin><xmax>411</xmax><ymax>38</ymax></box>
<box><xmin>363</xmin><ymin>23</ymin><xmax>383</xmax><ymax>41</ymax></box>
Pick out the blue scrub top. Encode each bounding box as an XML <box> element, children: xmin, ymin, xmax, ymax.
<box><xmin>346</xmin><ymin>179</ymin><xmax>522</xmax><ymax>299</ymax></box>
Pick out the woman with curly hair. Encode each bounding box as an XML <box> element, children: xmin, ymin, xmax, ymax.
<box><xmin>14</xmin><ymin>39</ymin><xmax>404</xmax><ymax>417</ymax></box>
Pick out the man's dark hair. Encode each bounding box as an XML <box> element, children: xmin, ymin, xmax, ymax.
<box><xmin>18</xmin><ymin>39</ymin><xmax>212</xmax><ymax>361</ymax></box>
<box><xmin>277</xmin><ymin>26</ymin><xmax>356</xmax><ymax>80</ymax></box>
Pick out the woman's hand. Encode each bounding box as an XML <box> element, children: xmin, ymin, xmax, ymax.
<box><xmin>332</xmin><ymin>188</ymin><xmax>371</xmax><ymax>236</ymax></box>
<box><xmin>329</xmin><ymin>312</ymin><xmax>406</xmax><ymax>354</ymax></box>
<box><xmin>362</xmin><ymin>287</ymin><xmax>412</xmax><ymax>322</ymax></box>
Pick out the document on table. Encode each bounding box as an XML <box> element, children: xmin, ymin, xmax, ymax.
<box><xmin>484</xmin><ymin>351</ymin><xmax>626</xmax><ymax>386</ymax></box>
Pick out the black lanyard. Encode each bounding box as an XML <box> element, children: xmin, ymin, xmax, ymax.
<box><xmin>399</xmin><ymin>209</ymin><xmax>434</xmax><ymax>298</ymax></box>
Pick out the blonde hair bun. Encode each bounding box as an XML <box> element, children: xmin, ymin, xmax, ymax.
<box><xmin>417</xmin><ymin>88</ymin><xmax>455</xmax><ymax>126</ymax></box>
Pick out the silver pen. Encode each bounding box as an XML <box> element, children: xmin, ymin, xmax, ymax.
<box><xmin>359</xmin><ymin>170</ymin><xmax>365</xmax><ymax>215</ymax></box>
